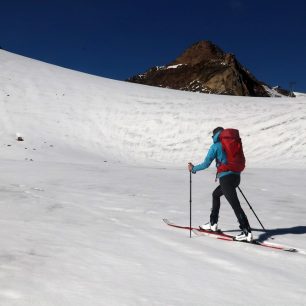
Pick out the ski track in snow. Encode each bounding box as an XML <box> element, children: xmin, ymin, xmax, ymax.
<box><xmin>0</xmin><ymin>50</ymin><xmax>306</xmax><ymax>305</ymax></box>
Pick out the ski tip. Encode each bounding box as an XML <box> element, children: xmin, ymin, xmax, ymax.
<box><xmin>163</xmin><ymin>218</ymin><xmax>175</xmax><ymax>226</ymax></box>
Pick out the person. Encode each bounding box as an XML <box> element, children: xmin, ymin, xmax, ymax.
<box><xmin>188</xmin><ymin>127</ymin><xmax>253</xmax><ymax>242</ymax></box>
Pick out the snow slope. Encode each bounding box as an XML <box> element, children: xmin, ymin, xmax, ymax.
<box><xmin>0</xmin><ymin>50</ymin><xmax>306</xmax><ymax>306</ymax></box>
<box><xmin>1</xmin><ymin>49</ymin><xmax>305</xmax><ymax>168</ymax></box>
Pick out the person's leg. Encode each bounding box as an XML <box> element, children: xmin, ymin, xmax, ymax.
<box><xmin>219</xmin><ymin>175</ymin><xmax>251</xmax><ymax>232</ymax></box>
<box><xmin>210</xmin><ymin>185</ymin><xmax>223</xmax><ymax>225</ymax></box>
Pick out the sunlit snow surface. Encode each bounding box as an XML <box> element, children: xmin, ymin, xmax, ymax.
<box><xmin>0</xmin><ymin>50</ymin><xmax>306</xmax><ymax>305</ymax></box>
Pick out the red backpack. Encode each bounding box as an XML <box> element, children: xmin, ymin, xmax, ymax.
<box><xmin>217</xmin><ymin>128</ymin><xmax>245</xmax><ymax>173</ymax></box>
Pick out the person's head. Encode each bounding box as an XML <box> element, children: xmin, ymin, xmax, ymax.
<box><xmin>212</xmin><ymin>127</ymin><xmax>224</xmax><ymax>137</ymax></box>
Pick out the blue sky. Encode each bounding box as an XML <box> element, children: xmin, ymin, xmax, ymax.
<box><xmin>1</xmin><ymin>0</ymin><xmax>306</xmax><ymax>92</ymax></box>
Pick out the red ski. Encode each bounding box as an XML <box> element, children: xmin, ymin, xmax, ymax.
<box><xmin>163</xmin><ymin>219</ymin><xmax>301</xmax><ymax>253</ymax></box>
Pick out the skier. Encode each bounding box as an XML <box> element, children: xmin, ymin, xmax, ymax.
<box><xmin>188</xmin><ymin>127</ymin><xmax>253</xmax><ymax>242</ymax></box>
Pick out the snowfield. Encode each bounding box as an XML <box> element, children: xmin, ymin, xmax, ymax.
<box><xmin>0</xmin><ymin>49</ymin><xmax>306</xmax><ymax>306</ymax></box>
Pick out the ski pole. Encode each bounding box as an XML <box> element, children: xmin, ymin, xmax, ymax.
<box><xmin>238</xmin><ymin>186</ymin><xmax>267</xmax><ymax>233</ymax></box>
<box><xmin>189</xmin><ymin>171</ymin><xmax>192</xmax><ymax>238</ymax></box>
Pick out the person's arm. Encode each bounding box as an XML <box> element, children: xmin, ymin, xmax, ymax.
<box><xmin>191</xmin><ymin>144</ymin><xmax>217</xmax><ymax>173</ymax></box>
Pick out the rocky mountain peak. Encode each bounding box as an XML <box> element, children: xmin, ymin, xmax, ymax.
<box><xmin>127</xmin><ymin>41</ymin><xmax>292</xmax><ymax>97</ymax></box>
<box><xmin>170</xmin><ymin>40</ymin><xmax>225</xmax><ymax>66</ymax></box>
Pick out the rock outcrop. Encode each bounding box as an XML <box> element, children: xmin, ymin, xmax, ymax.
<box><xmin>127</xmin><ymin>41</ymin><xmax>280</xmax><ymax>97</ymax></box>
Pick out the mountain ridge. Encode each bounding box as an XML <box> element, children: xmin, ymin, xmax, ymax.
<box><xmin>127</xmin><ymin>40</ymin><xmax>293</xmax><ymax>97</ymax></box>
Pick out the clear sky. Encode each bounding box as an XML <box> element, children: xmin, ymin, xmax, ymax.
<box><xmin>1</xmin><ymin>0</ymin><xmax>306</xmax><ymax>92</ymax></box>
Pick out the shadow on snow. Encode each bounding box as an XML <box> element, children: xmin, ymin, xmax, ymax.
<box><xmin>256</xmin><ymin>226</ymin><xmax>306</xmax><ymax>241</ymax></box>
<box><xmin>224</xmin><ymin>226</ymin><xmax>306</xmax><ymax>241</ymax></box>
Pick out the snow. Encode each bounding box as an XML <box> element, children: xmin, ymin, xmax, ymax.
<box><xmin>263</xmin><ymin>85</ymin><xmax>283</xmax><ymax>97</ymax></box>
<box><xmin>294</xmin><ymin>91</ymin><xmax>306</xmax><ymax>98</ymax></box>
<box><xmin>166</xmin><ymin>64</ymin><xmax>185</xmax><ymax>69</ymax></box>
<box><xmin>0</xmin><ymin>49</ymin><xmax>306</xmax><ymax>305</ymax></box>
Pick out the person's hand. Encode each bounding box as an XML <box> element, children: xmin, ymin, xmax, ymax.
<box><xmin>188</xmin><ymin>162</ymin><xmax>194</xmax><ymax>172</ymax></box>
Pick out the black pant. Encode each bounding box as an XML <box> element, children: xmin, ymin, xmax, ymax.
<box><xmin>210</xmin><ymin>174</ymin><xmax>251</xmax><ymax>232</ymax></box>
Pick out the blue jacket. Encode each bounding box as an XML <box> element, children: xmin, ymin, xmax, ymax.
<box><xmin>192</xmin><ymin>131</ymin><xmax>240</xmax><ymax>179</ymax></box>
